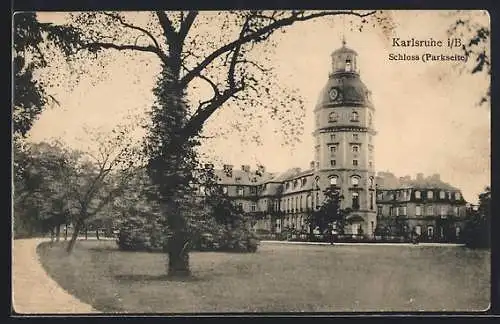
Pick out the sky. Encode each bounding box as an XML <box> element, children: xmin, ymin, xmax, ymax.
<box><xmin>28</xmin><ymin>10</ymin><xmax>490</xmax><ymax>203</ymax></box>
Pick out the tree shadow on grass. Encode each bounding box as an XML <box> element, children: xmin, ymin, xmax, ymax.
<box><xmin>114</xmin><ymin>274</ymin><xmax>205</xmax><ymax>283</ymax></box>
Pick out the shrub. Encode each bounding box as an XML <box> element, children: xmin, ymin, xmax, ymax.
<box><xmin>116</xmin><ymin>213</ymin><xmax>167</xmax><ymax>252</ymax></box>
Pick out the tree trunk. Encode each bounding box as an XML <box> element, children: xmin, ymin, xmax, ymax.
<box><xmin>84</xmin><ymin>226</ymin><xmax>88</xmax><ymax>240</ymax></box>
<box><xmin>66</xmin><ymin>220</ymin><xmax>83</xmax><ymax>253</ymax></box>
<box><xmin>96</xmin><ymin>229</ymin><xmax>100</xmax><ymax>240</ymax></box>
<box><xmin>167</xmin><ymin>233</ymin><xmax>190</xmax><ymax>277</ymax></box>
<box><xmin>55</xmin><ymin>224</ymin><xmax>61</xmax><ymax>242</ymax></box>
<box><xmin>64</xmin><ymin>224</ymin><xmax>68</xmax><ymax>241</ymax></box>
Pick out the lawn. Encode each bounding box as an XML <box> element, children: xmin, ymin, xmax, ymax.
<box><xmin>37</xmin><ymin>241</ymin><xmax>490</xmax><ymax>313</ymax></box>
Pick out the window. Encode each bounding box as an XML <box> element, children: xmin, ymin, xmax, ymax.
<box><xmin>345</xmin><ymin>60</ymin><xmax>352</xmax><ymax>72</ymax></box>
<box><xmin>415</xmin><ymin>225</ymin><xmax>422</xmax><ymax>235</ymax></box>
<box><xmin>426</xmin><ymin>205</ymin><xmax>434</xmax><ymax>216</ymax></box>
<box><xmin>439</xmin><ymin>191</ymin><xmax>445</xmax><ymax>199</ymax></box>
<box><xmin>330</xmin><ymin>160</ymin><xmax>336</xmax><ymax>167</ymax></box>
<box><xmin>237</xmin><ymin>187</ymin><xmax>244</xmax><ymax>196</ymax></box>
<box><xmin>307</xmin><ymin>195</ymin><xmax>312</xmax><ymax>209</ymax></box>
<box><xmin>369</xmin><ymin>161</ymin><xmax>373</xmax><ymax>168</ymax></box>
<box><xmin>402</xmin><ymin>206</ymin><xmax>407</xmax><ymax>215</ymax></box>
<box><xmin>415</xmin><ymin>191</ymin><xmax>421</xmax><ymax>199</ymax></box>
<box><xmin>300</xmin><ymin>195</ymin><xmax>303</xmax><ymax>212</ymax></box>
<box><xmin>237</xmin><ymin>202</ymin><xmax>243</xmax><ymax>210</ymax></box>
<box><xmin>370</xmin><ymin>192</ymin><xmax>374</xmax><ymax>210</ymax></box>
<box><xmin>371</xmin><ymin>221</ymin><xmax>375</xmax><ymax>233</ymax></box>
<box><xmin>369</xmin><ymin>177</ymin><xmax>374</xmax><ymax>187</ymax></box>
<box><xmin>377</xmin><ymin>206</ymin><xmax>383</xmax><ymax>216</ymax></box>
<box><xmin>330</xmin><ymin>145</ymin><xmax>337</xmax><ymax>155</ymax></box>
<box><xmin>330</xmin><ymin>134</ymin><xmax>336</xmax><ymax>142</ymax></box>
<box><xmin>455</xmin><ymin>227</ymin><xmax>461</xmax><ymax>238</ymax></box>
<box><xmin>301</xmin><ymin>178</ymin><xmax>307</xmax><ymax>187</ymax></box>
<box><xmin>455</xmin><ymin>192</ymin><xmax>461</xmax><ymax>200</ymax></box>
<box><xmin>351</xmin><ymin>111</ymin><xmax>359</xmax><ymax>121</ymax></box>
<box><xmin>330</xmin><ymin>176</ymin><xmax>338</xmax><ymax>186</ymax></box>
<box><xmin>351</xmin><ymin>176</ymin><xmax>360</xmax><ymax>186</ymax></box>
<box><xmin>352</xmin><ymin>145</ymin><xmax>359</xmax><ymax>153</ymax></box>
<box><xmin>329</xmin><ymin>112</ymin><xmax>338</xmax><ymax>122</ymax></box>
<box><xmin>250</xmin><ymin>186</ymin><xmax>257</xmax><ymax>194</ymax></box>
<box><xmin>199</xmin><ymin>185</ymin><xmax>206</xmax><ymax>195</ymax></box>
<box><xmin>353</xmin><ymin>159</ymin><xmax>358</xmax><ymax>166</ymax></box>
<box><xmin>416</xmin><ymin>205</ymin><xmax>422</xmax><ymax>216</ymax></box>
<box><xmin>440</xmin><ymin>206</ymin><xmax>447</xmax><ymax>217</ymax></box>
<box><xmin>251</xmin><ymin>203</ymin><xmax>257</xmax><ymax>212</ymax></box>
<box><xmin>353</xmin><ymin>133</ymin><xmax>359</xmax><ymax>141</ymax></box>
<box><xmin>222</xmin><ymin>186</ymin><xmax>228</xmax><ymax>194</ymax></box>
<box><xmin>293</xmin><ymin>180</ymin><xmax>298</xmax><ymax>189</ymax></box>
<box><xmin>402</xmin><ymin>190</ymin><xmax>408</xmax><ymax>200</ymax></box>
<box><xmin>352</xmin><ymin>192</ymin><xmax>360</xmax><ymax>210</ymax></box>
<box><xmin>427</xmin><ymin>226</ymin><xmax>434</xmax><ymax>237</ymax></box>
<box><xmin>453</xmin><ymin>206</ymin><xmax>459</xmax><ymax>216</ymax></box>
<box><xmin>427</xmin><ymin>191</ymin><xmax>434</xmax><ymax>199</ymax></box>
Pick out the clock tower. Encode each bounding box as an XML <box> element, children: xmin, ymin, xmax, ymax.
<box><xmin>312</xmin><ymin>40</ymin><xmax>377</xmax><ymax>237</ymax></box>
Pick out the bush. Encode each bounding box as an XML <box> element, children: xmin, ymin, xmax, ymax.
<box><xmin>116</xmin><ymin>214</ymin><xmax>167</xmax><ymax>252</ymax></box>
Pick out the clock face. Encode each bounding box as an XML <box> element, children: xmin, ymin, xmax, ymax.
<box><xmin>329</xmin><ymin>88</ymin><xmax>339</xmax><ymax>101</ymax></box>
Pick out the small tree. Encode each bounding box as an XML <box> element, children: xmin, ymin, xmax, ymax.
<box><xmin>307</xmin><ymin>186</ymin><xmax>349</xmax><ymax>238</ymax></box>
<box><xmin>463</xmin><ymin>186</ymin><xmax>490</xmax><ymax>248</ymax></box>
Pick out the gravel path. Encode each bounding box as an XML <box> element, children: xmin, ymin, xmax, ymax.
<box><xmin>12</xmin><ymin>238</ymin><xmax>99</xmax><ymax>314</ymax></box>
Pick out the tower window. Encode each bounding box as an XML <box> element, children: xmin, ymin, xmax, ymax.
<box><xmin>352</xmin><ymin>192</ymin><xmax>359</xmax><ymax>210</ymax></box>
<box><xmin>351</xmin><ymin>176</ymin><xmax>360</xmax><ymax>186</ymax></box>
<box><xmin>330</xmin><ymin>145</ymin><xmax>337</xmax><ymax>154</ymax></box>
<box><xmin>370</xmin><ymin>192</ymin><xmax>374</xmax><ymax>210</ymax></box>
<box><xmin>329</xmin><ymin>112</ymin><xmax>338</xmax><ymax>123</ymax></box>
<box><xmin>353</xmin><ymin>133</ymin><xmax>359</xmax><ymax>141</ymax></box>
<box><xmin>353</xmin><ymin>159</ymin><xmax>358</xmax><ymax>166</ymax></box>
<box><xmin>351</xmin><ymin>111</ymin><xmax>359</xmax><ymax>122</ymax></box>
<box><xmin>330</xmin><ymin>176</ymin><xmax>338</xmax><ymax>186</ymax></box>
<box><xmin>345</xmin><ymin>58</ymin><xmax>352</xmax><ymax>72</ymax></box>
<box><xmin>330</xmin><ymin>160</ymin><xmax>336</xmax><ymax>167</ymax></box>
<box><xmin>330</xmin><ymin>134</ymin><xmax>336</xmax><ymax>142</ymax></box>
<box><xmin>352</xmin><ymin>145</ymin><xmax>359</xmax><ymax>153</ymax></box>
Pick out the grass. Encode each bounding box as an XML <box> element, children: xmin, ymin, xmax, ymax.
<box><xmin>37</xmin><ymin>240</ymin><xmax>490</xmax><ymax>313</ymax></box>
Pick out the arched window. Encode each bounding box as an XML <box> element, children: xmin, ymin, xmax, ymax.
<box><xmin>351</xmin><ymin>176</ymin><xmax>360</xmax><ymax>186</ymax></box>
<box><xmin>351</xmin><ymin>111</ymin><xmax>359</xmax><ymax>122</ymax></box>
<box><xmin>415</xmin><ymin>190</ymin><xmax>421</xmax><ymax>199</ymax></box>
<box><xmin>330</xmin><ymin>176</ymin><xmax>338</xmax><ymax>186</ymax></box>
<box><xmin>369</xmin><ymin>177</ymin><xmax>374</xmax><ymax>187</ymax></box>
<box><xmin>329</xmin><ymin>112</ymin><xmax>338</xmax><ymax>123</ymax></box>
<box><xmin>352</xmin><ymin>192</ymin><xmax>360</xmax><ymax>210</ymax></box>
<box><xmin>314</xmin><ymin>176</ymin><xmax>320</xmax><ymax>189</ymax></box>
<box><xmin>352</xmin><ymin>145</ymin><xmax>359</xmax><ymax>153</ymax></box>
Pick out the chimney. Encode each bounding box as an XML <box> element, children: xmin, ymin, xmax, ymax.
<box><xmin>223</xmin><ymin>164</ymin><xmax>233</xmax><ymax>177</ymax></box>
<box><xmin>241</xmin><ymin>165</ymin><xmax>251</xmax><ymax>172</ymax></box>
<box><xmin>416</xmin><ymin>173</ymin><xmax>424</xmax><ymax>182</ymax></box>
<box><xmin>310</xmin><ymin>161</ymin><xmax>315</xmax><ymax>170</ymax></box>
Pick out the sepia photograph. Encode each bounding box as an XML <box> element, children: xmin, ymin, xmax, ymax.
<box><xmin>12</xmin><ymin>9</ymin><xmax>490</xmax><ymax>314</ymax></box>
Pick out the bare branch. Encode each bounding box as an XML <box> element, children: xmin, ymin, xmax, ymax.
<box><xmin>102</xmin><ymin>12</ymin><xmax>162</xmax><ymax>50</ymax></box>
<box><xmin>76</xmin><ymin>42</ymin><xmax>168</xmax><ymax>63</ymax></box>
<box><xmin>156</xmin><ymin>11</ymin><xmax>178</xmax><ymax>40</ymax></box>
<box><xmin>178</xmin><ymin>11</ymin><xmax>199</xmax><ymax>41</ymax></box>
<box><xmin>235</xmin><ymin>59</ymin><xmax>271</xmax><ymax>72</ymax></box>
<box><xmin>180</xmin><ymin>10</ymin><xmax>376</xmax><ymax>88</ymax></box>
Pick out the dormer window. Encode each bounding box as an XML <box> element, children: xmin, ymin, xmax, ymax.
<box><xmin>455</xmin><ymin>192</ymin><xmax>461</xmax><ymax>200</ymax></box>
<box><xmin>415</xmin><ymin>190</ymin><xmax>421</xmax><ymax>199</ymax></box>
<box><xmin>351</xmin><ymin>111</ymin><xmax>359</xmax><ymax>122</ymax></box>
<box><xmin>329</xmin><ymin>112</ymin><xmax>338</xmax><ymax>123</ymax></box>
<box><xmin>427</xmin><ymin>191</ymin><xmax>434</xmax><ymax>199</ymax></box>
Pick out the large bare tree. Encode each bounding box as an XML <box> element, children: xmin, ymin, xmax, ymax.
<box><xmin>36</xmin><ymin>10</ymin><xmax>379</xmax><ymax>276</ymax></box>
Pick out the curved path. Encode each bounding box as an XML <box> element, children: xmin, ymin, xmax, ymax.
<box><xmin>12</xmin><ymin>238</ymin><xmax>99</xmax><ymax>314</ymax></box>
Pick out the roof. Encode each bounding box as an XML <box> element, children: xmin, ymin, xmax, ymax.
<box><xmin>331</xmin><ymin>42</ymin><xmax>358</xmax><ymax>56</ymax></box>
<box><xmin>213</xmin><ymin>169</ymin><xmax>276</xmax><ymax>186</ymax></box>
<box><xmin>376</xmin><ymin>173</ymin><xmax>460</xmax><ymax>191</ymax></box>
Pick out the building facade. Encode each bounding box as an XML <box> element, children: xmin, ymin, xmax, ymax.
<box><xmin>197</xmin><ymin>41</ymin><xmax>467</xmax><ymax>242</ymax></box>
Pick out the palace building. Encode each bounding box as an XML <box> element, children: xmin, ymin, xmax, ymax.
<box><xmin>197</xmin><ymin>41</ymin><xmax>467</xmax><ymax>242</ymax></box>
